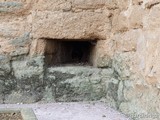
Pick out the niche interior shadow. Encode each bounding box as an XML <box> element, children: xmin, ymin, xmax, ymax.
<box><xmin>44</xmin><ymin>39</ymin><xmax>97</xmax><ymax>66</ymax></box>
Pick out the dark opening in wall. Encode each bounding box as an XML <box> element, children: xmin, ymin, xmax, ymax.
<box><xmin>44</xmin><ymin>39</ymin><xmax>97</xmax><ymax>66</ymax></box>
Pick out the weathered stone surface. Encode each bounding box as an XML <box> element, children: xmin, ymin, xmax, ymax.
<box><xmin>0</xmin><ymin>1</ymin><xmax>23</xmax><ymax>13</ymax></box>
<box><xmin>12</xmin><ymin>56</ymin><xmax>44</xmax><ymax>79</ymax></box>
<box><xmin>0</xmin><ymin>55</ymin><xmax>11</xmax><ymax>76</ymax></box>
<box><xmin>45</xmin><ymin>66</ymin><xmax>108</xmax><ymax>102</ymax></box>
<box><xmin>144</xmin><ymin>4</ymin><xmax>160</xmax><ymax>30</ymax></box>
<box><xmin>0</xmin><ymin>66</ymin><xmax>118</xmax><ymax>104</ymax></box>
<box><xmin>4</xmin><ymin>76</ymin><xmax>44</xmax><ymax>104</ymax></box>
<box><xmin>33</xmin><ymin>0</ymin><xmax>108</xmax><ymax>12</ymax></box>
<box><xmin>0</xmin><ymin>0</ymin><xmax>33</xmax><ymax>15</ymax></box>
<box><xmin>32</xmin><ymin>11</ymin><xmax>110</xmax><ymax>40</ymax></box>
<box><xmin>0</xmin><ymin>78</ymin><xmax>4</xmax><ymax>103</ymax></box>
<box><xmin>1</xmin><ymin>0</ymin><xmax>160</xmax><ymax>119</ymax></box>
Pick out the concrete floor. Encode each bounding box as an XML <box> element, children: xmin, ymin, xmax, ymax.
<box><xmin>0</xmin><ymin>102</ymin><xmax>130</xmax><ymax>120</ymax></box>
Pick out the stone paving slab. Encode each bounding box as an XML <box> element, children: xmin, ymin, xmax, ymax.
<box><xmin>0</xmin><ymin>102</ymin><xmax>130</xmax><ymax>120</ymax></box>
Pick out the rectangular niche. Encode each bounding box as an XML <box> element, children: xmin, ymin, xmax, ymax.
<box><xmin>44</xmin><ymin>39</ymin><xmax>97</xmax><ymax>66</ymax></box>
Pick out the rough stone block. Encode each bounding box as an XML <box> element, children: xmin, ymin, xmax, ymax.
<box><xmin>12</xmin><ymin>56</ymin><xmax>44</xmax><ymax>79</ymax></box>
<box><xmin>32</xmin><ymin>11</ymin><xmax>110</xmax><ymax>40</ymax></box>
<box><xmin>45</xmin><ymin>66</ymin><xmax>109</xmax><ymax>102</ymax></box>
<box><xmin>0</xmin><ymin>0</ymin><xmax>33</xmax><ymax>15</ymax></box>
<box><xmin>0</xmin><ymin>55</ymin><xmax>11</xmax><ymax>76</ymax></box>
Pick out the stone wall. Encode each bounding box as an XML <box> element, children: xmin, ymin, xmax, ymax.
<box><xmin>1</xmin><ymin>0</ymin><xmax>160</xmax><ymax>119</ymax></box>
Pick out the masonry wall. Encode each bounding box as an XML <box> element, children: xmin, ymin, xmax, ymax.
<box><xmin>0</xmin><ymin>0</ymin><xmax>160</xmax><ymax>119</ymax></box>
